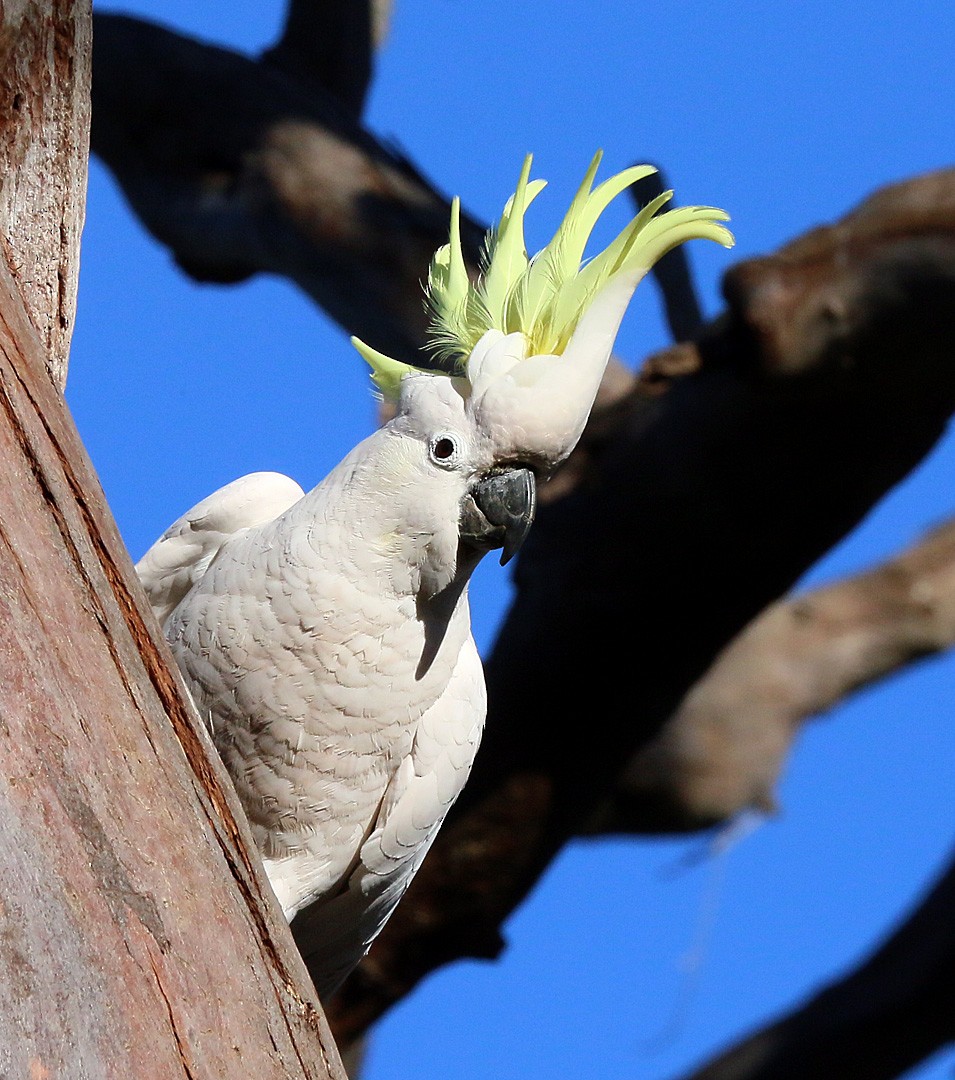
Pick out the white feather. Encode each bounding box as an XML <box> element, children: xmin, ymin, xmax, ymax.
<box><xmin>138</xmin><ymin>387</ymin><xmax>489</xmax><ymax>1000</ymax></box>
<box><xmin>136</xmin><ymin>472</ymin><xmax>305</xmax><ymax>627</ymax></box>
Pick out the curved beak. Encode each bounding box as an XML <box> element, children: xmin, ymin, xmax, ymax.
<box><xmin>459</xmin><ymin>467</ymin><xmax>537</xmax><ymax>565</ymax></box>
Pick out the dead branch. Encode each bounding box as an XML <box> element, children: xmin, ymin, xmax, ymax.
<box><xmin>631</xmin><ymin>170</ymin><xmax>706</xmax><ymax>341</ymax></box>
<box><xmin>601</xmin><ymin>514</ymin><xmax>955</xmax><ymax>831</ymax></box>
<box><xmin>676</xmin><ymin>850</ymin><xmax>955</xmax><ymax>1080</ymax></box>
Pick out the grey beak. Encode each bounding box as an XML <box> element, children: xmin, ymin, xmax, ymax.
<box><xmin>459</xmin><ymin>467</ymin><xmax>537</xmax><ymax>565</ymax></box>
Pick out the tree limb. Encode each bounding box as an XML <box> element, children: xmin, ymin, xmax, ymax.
<box><xmin>631</xmin><ymin>169</ymin><xmax>706</xmax><ymax>341</ymax></box>
<box><xmin>600</xmin><ymin>514</ymin><xmax>955</xmax><ymax>831</ymax></box>
<box><xmin>262</xmin><ymin>0</ymin><xmax>385</xmax><ymax>118</ymax></box>
<box><xmin>90</xmin><ymin>13</ymin><xmax>485</xmax><ymax>367</ymax></box>
<box><xmin>676</xmin><ymin>850</ymin><xmax>955</xmax><ymax>1080</ymax></box>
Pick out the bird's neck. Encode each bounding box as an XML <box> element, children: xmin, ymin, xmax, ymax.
<box><xmin>288</xmin><ymin>426</ymin><xmax>479</xmax><ymax>606</ymax></box>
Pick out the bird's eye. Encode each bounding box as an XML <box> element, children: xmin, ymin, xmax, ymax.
<box><xmin>429</xmin><ymin>434</ymin><xmax>460</xmax><ymax>467</ymax></box>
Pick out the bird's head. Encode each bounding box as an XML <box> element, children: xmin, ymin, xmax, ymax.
<box><xmin>353</xmin><ymin>152</ymin><xmax>733</xmax><ymax>568</ymax></box>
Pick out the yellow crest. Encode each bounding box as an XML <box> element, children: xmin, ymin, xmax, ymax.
<box><xmin>353</xmin><ymin>151</ymin><xmax>734</xmax><ymax>397</ymax></box>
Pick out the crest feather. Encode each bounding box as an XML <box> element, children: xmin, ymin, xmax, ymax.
<box><xmin>425</xmin><ymin>152</ymin><xmax>733</xmax><ymax>364</ymax></box>
<box><xmin>350</xmin><ymin>336</ymin><xmax>421</xmax><ymax>400</ymax></box>
<box><xmin>351</xmin><ymin>152</ymin><xmax>734</xmax><ymax>395</ymax></box>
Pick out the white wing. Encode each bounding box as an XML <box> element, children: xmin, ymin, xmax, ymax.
<box><xmin>276</xmin><ymin>632</ymin><xmax>486</xmax><ymax>999</ymax></box>
<box><xmin>136</xmin><ymin>471</ymin><xmax>305</xmax><ymax>627</ymax></box>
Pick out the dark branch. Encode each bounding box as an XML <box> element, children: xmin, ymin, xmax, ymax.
<box><xmin>678</xmin><ymin>852</ymin><xmax>955</xmax><ymax>1080</ymax></box>
<box><xmin>90</xmin><ymin>13</ymin><xmax>485</xmax><ymax>367</ymax></box>
<box><xmin>598</xmin><ymin>514</ymin><xmax>955</xmax><ymax>832</ymax></box>
<box><xmin>262</xmin><ymin>0</ymin><xmax>376</xmax><ymax>118</ymax></box>
<box><xmin>632</xmin><ymin>168</ymin><xmax>706</xmax><ymax>341</ymax></box>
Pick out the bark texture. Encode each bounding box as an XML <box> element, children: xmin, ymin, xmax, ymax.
<box><xmin>0</xmin><ymin>5</ymin><xmax>345</xmax><ymax>1076</ymax></box>
<box><xmin>88</xmin><ymin>6</ymin><xmax>955</xmax><ymax>1077</ymax></box>
<box><xmin>0</xmin><ymin>0</ymin><xmax>89</xmax><ymax>386</ymax></box>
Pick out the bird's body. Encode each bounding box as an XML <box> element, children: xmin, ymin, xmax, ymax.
<box><xmin>138</xmin><ymin>153</ymin><xmax>732</xmax><ymax>997</ymax></box>
<box><xmin>141</xmin><ymin>386</ymin><xmax>494</xmax><ymax>995</ymax></box>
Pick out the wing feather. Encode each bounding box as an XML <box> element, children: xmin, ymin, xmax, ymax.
<box><xmin>136</xmin><ymin>472</ymin><xmax>305</xmax><ymax>628</ymax></box>
<box><xmin>285</xmin><ymin>633</ymin><xmax>485</xmax><ymax>998</ymax></box>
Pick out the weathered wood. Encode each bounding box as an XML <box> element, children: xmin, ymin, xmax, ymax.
<box><xmin>0</xmin><ymin>0</ymin><xmax>90</xmax><ymax>387</ymax></box>
<box><xmin>90</xmin><ymin>12</ymin><xmax>486</xmax><ymax>368</ymax></box>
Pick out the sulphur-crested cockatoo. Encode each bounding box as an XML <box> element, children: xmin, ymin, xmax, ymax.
<box><xmin>137</xmin><ymin>152</ymin><xmax>732</xmax><ymax>997</ymax></box>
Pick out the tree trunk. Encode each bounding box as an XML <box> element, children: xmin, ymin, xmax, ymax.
<box><xmin>0</xmin><ymin>5</ymin><xmax>345</xmax><ymax>1075</ymax></box>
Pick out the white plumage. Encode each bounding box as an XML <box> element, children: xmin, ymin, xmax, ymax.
<box><xmin>139</xmin><ymin>377</ymin><xmax>511</xmax><ymax>998</ymax></box>
<box><xmin>137</xmin><ymin>155</ymin><xmax>731</xmax><ymax>997</ymax></box>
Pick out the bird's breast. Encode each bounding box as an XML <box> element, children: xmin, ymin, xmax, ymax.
<box><xmin>166</xmin><ymin>521</ymin><xmax>473</xmax><ymax>881</ymax></box>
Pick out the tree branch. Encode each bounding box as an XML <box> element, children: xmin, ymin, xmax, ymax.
<box><xmin>632</xmin><ymin>169</ymin><xmax>706</xmax><ymax>341</ymax></box>
<box><xmin>676</xmin><ymin>851</ymin><xmax>955</xmax><ymax>1080</ymax></box>
<box><xmin>600</xmin><ymin>514</ymin><xmax>955</xmax><ymax>831</ymax></box>
<box><xmin>90</xmin><ymin>13</ymin><xmax>485</xmax><ymax>367</ymax></box>
<box><xmin>262</xmin><ymin>0</ymin><xmax>384</xmax><ymax>118</ymax></box>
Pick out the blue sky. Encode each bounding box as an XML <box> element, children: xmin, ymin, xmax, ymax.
<box><xmin>70</xmin><ymin>3</ymin><xmax>954</xmax><ymax>1077</ymax></box>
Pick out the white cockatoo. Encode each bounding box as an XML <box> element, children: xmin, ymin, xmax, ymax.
<box><xmin>137</xmin><ymin>153</ymin><xmax>732</xmax><ymax>997</ymax></box>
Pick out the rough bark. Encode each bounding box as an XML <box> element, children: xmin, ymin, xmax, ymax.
<box><xmin>0</xmin><ymin>5</ymin><xmax>345</xmax><ymax>1076</ymax></box>
<box><xmin>0</xmin><ymin>0</ymin><xmax>90</xmax><ymax>387</ymax></box>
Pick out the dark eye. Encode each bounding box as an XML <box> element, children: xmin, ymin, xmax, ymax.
<box><xmin>429</xmin><ymin>433</ymin><xmax>461</xmax><ymax>467</ymax></box>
